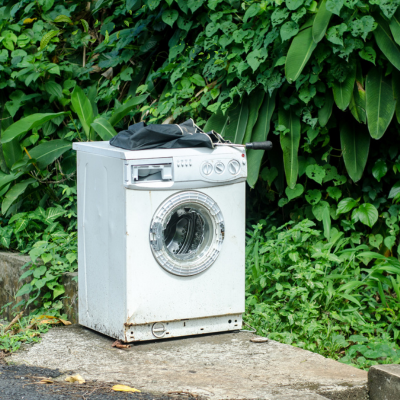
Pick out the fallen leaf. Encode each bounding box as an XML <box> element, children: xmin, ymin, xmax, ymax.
<box><xmin>112</xmin><ymin>340</ymin><xmax>131</xmax><ymax>349</ymax></box>
<box><xmin>250</xmin><ymin>336</ymin><xmax>269</xmax><ymax>343</ymax></box>
<box><xmin>39</xmin><ymin>378</ymin><xmax>53</xmax><ymax>384</ymax></box>
<box><xmin>65</xmin><ymin>374</ymin><xmax>85</xmax><ymax>384</ymax></box>
<box><xmin>112</xmin><ymin>384</ymin><xmax>141</xmax><ymax>393</ymax></box>
<box><xmin>59</xmin><ymin>319</ymin><xmax>72</xmax><ymax>326</ymax></box>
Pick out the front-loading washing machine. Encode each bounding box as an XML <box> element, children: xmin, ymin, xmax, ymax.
<box><xmin>73</xmin><ymin>141</ymin><xmax>247</xmax><ymax>342</ymax></box>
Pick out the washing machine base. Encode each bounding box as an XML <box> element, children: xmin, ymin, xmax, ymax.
<box><xmin>123</xmin><ymin>314</ymin><xmax>243</xmax><ymax>342</ymax></box>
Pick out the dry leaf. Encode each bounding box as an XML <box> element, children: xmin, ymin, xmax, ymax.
<box><xmin>112</xmin><ymin>340</ymin><xmax>131</xmax><ymax>349</ymax></box>
<box><xmin>250</xmin><ymin>336</ymin><xmax>269</xmax><ymax>343</ymax></box>
<box><xmin>59</xmin><ymin>319</ymin><xmax>72</xmax><ymax>326</ymax></box>
<box><xmin>112</xmin><ymin>384</ymin><xmax>141</xmax><ymax>393</ymax></box>
<box><xmin>65</xmin><ymin>374</ymin><xmax>85</xmax><ymax>384</ymax></box>
<box><xmin>39</xmin><ymin>378</ymin><xmax>53</xmax><ymax>384</ymax></box>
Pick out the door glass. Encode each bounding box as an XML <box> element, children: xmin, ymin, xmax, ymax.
<box><xmin>163</xmin><ymin>204</ymin><xmax>212</xmax><ymax>262</ymax></box>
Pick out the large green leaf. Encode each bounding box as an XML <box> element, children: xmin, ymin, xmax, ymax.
<box><xmin>269</xmin><ymin>138</ymin><xmax>285</xmax><ymax>194</ymax></box>
<box><xmin>1</xmin><ymin>112</ymin><xmax>67</xmax><ymax>144</ymax></box>
<box><xmin>222</xmin><ymin>98</ymin><xmax>249</xmax><ymax>144</ymax></box>
<box><xmin>349</xmin><ymin>85</ymin><xmax>366</xmax><ymax>123</ymax></box>
<box><xmin>389</xmin><ymin>9</ymin><xmax>400</xmax><ymax>45</ymax></box>
<box><xmin>247</xmin><ymin>91</ymin><xmax>276</xmax><ymax>188</ymax></box>
<box><xmin>318</xmin><ymin>90</ymin><xmax>334</xmax><ymax>127</ymax></box>
<box><xmin>279</xmin><ymin>107</ymin><xmax>301</xmax><ymax>189</ymax></box>
<box><xmin>243</xmin><ymin>88</ymin><xmax>265</xmax><ymax>144</ymax></box>
<box><xmin>91</xmin><ymin>118</ymin><xmax>118</xmax><ymax>141</ymax></box>
<box><xmin>392</xmin><ymin>69</ymin><xmax>400</xmax><ymax>122</ymax></box>
<box><xmin>0</xmin><ymin>170</ymin><xmax>23</xmax><ymax>190</ymax></box>
<box><xmin>355</xmin><ymin>203</ymin><xmax>378</xmax><ymax>228</ymax></box>
<box><xmin>285</xmin><ymin>25</ymin><xmax>317</xmax><ymax>83</ymax></box>
<box><xmin>3</xmin><ymin>140</ymin><xmax>22</xmax><ymax>169</ymax></box>
<box><xmin>374</xmin><ymin>13</ymin><xmax>400</xmax><ymax>71</ymax></box>
<box><xmin>340</xmin><ymin>118</ymin><xmax>370</xmax><ymax>183</ymax></box>
<box><xmin>2</xmin><ymin>178</ymin><xmax>35</xmax><ymax>214</ymax></box>
<box><xmin>332</xmin><ymin>64</ymin><xmax>356</xmax><ymax>111</ymax></box>
<box><xmin>108</xmin><ymin>94</ymin><xmax>148</xmax><ymax>127</ymax></box>
<box><xmin>312</xmin><ymin>0</ymin><xmax>332</xmax><ymax>43</ymax></box>
<box><xmin>204</xmin><ymin>109</ymin><xmax>229</xmax><ymax>134</ymax></box>
<box><xmin>366</xmin><ymin>67</ymin><xmax>396</xmax><ymax>139</ymax></box>
<box><xmin>71</xmin><ymin>86</ymin><xmax>93</xmax><ymax>138</ymax></box>
<box><xmin>28</xmin><ymin>140</ymin><xmax>72</xmax><ymax>170</ymax></box>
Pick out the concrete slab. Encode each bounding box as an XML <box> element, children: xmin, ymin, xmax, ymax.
<box><xmin>10</xmin><ymin>325</ymin><xmax>368</xmax><ymax>399</ymax></box>
<box><xmin>368</xmin><ymin>364</ymin><xmax>400</xmax><ymax>399</ymax></box>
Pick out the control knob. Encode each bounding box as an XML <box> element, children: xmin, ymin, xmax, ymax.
<box><xmin>228</xmin><ymin>160</ymin><xmax>241</xmax><ymax>175</ymax></box>
<box><xmin>215</xmin><ymin>161</ymin><xmax>225</xmax><ymax>174</ymax></box>
<box><xmin>202</xmin><ymin>162</ymin><xmax>213</xmax><ymax>175</ymax></box>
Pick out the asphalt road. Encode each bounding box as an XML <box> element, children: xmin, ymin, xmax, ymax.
<box><xmin>0</xmin><ymin>362</ymin><xmax>195</xmax><ymax>400</ymax></box>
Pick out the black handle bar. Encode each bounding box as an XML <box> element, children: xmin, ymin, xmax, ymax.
<box><xmin>245</xmin><ymin>141</ymin><xmax>273</xmax><ymax>151</ymax></box>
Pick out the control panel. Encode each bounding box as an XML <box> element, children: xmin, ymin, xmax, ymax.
<box><xmin>123</xmin><ymin>152</ymin><xmax>246</xmax><ymax>189</ymax></box>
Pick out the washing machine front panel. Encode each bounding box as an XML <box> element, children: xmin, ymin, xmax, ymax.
<box><xmin>150</xmin><ymin>191</ymin><xmax>224</xmax><ymax>276</ymax></box>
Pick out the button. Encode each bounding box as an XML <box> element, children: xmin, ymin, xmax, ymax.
<box><xmin>215</xmin><ymin>161</ymin><xmax>225</xmax><ymax>174</ymax></box>
<box><xmin>185</xmin><ymin>159</ymin><xmax>188</xmax><ymax>166</ymax></box>
<box><xmin>202</xmin><ymin>162</ymin><xmax>213</xmax><ymax>175</ymax></box>
<box><xmin>189</xmin><ymin>159</ymin><xmax>192</xmax><ymax>166</ymax></box>
<box><xmin>228</xmin><ymin>160</ymin><xmax>241</xmax><ymax>175</ymax></box>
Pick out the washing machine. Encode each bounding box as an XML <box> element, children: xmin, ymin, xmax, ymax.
<box><xmin>73</xmin><ymin>141</ymin><xmax>247</xmax><ymax>342</ymax></box>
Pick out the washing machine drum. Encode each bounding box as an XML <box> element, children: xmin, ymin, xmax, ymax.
<box><xmin>150</xmin><ymin>191</ymin><xmax>224</xmax><ymax>276</ymax></box>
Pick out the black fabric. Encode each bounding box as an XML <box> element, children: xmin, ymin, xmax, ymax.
<box><xmin>109</xmin><ymin>119</ymin><xmax>228</xmax><ymax>150</ymax></box>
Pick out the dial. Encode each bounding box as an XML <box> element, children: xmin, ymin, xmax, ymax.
<box><xmin>202</xmin><ymin>162</ymin><xmax>213</xmax><ymax>175</ymax></box>
<box><xmin>228</xmin><ymin>160</ymin><xmax>241</xmax><ymax>175</ymax></box>
<box><xmin>215</xmin><ymin>161</ymin><xmax>225</xmax><ymax>174</ymax></box>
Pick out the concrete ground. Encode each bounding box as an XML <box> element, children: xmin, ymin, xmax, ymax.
<box><xmin>9</xmin><ymin>325</ymin><xmax>368</xmax><ymax>400</ymax></box>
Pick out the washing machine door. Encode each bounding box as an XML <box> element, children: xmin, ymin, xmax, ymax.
<box><xmin>149</xmin><ymin>191</ymin><xmax>224</xmax><ymax>276</ymax></box>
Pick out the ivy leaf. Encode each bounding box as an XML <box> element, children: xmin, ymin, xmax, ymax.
<box><xmin>326</xmin><ymin>0</ymin><xmax>343</xmax><ymax>16</ymax></box>
<box><xmin>15</xmin><ymin>283</ymin><xmax>32</xmax><ymax>298</ymax></box>
<box><xmin>286</xmin><ymin>0</ymin><xmax>304</xmax><ymax>11</ymax></box>
<box><xmin>285</xmin><ymin>183</ymin><xmax>304</xmax><ymax>201</ymax></box>
<box><xmin>326</xmin><ymin>23</ymin><xmax>347</xmax><ymax>46</ymax></box>
<box><xmin>205</xmin><ymin>22</ymin><xmax>219</xmax><ymax>37</ymax></box>
<box><xmin>312</xmin><ymin>200</ymin><xmax>330</xmax><ymax>221</ymax></box>
<box><xmin>244</xmin><ymin>3</ymin><xmax>260</xmax><ymax>23</ymax></box>
<box><xmin>281</xmin><ymin>21</ymin><xmax>299</xmax><ymax>42</ymax></box>
<box><xmin>355</xmin><ymin>203</ymin><xmax>378</xmax><ymax>227</ymax></box>
<box><xmin>350</xmin><ymin>16</ymin><xmax>376</xmax><ymax>40</ymax></box>
<box><xmin>305</xmin><ymin>189</ymin><xmax>322</xmax><ymax>205</ymax></box>
<box><xmin>177</xmin><ymin>17</ymin><xmax>193</xmax><ymax>31</ymax></box>
<box><xmin>372</xmin><ymin>159</ymin><xmax>387</xmax><ymax>182</ymax></box>
<box><xmin>176</xmin><ymin>0</ymin><xmax>188</xmax><ymax>13</ymax></box>
<box><xmin>147</xmin><ymin>0</ymin><xmax>161</xmax><ymax>10</ymax></box>
<box><xmin>337</xmin><ymin>197</ymin><xmax>358</xmax><ymax>214</ymax></box>
<box><xmin>246</xmin><ymin>48</ymin><xmax>268</xmax><ymax>72</ymax></box>
<box><xmin>359</xmin><ymin>46</ymin><xmax>376</xmax><ymax>65</ymax></box>
<box><xmin>384</xmin><ymin>235</ymin><xmax>396</xmax><ymax>250</ymax></box>
<box><xmin>327</xmin><ymin>186</ymin><xmax>342</xmax><ymax>201</ymax></box>
<box><xmin>305</xmin><ymin>164</ymin><xmax>326</xmax><ymax>184</ymax></box>
<box><xmin>380</xmin><ymin>0</ymin><xmax>400</xmax><ymax>19</ymax></box>
<box><xmin>188</xmin><ymin>0</ymin><xmax>204</xmax><ymax>13</ymax></box>
<box><xmin>162</xmin><ymin>9</ymin><xmax>178</xmax><ymax>27</ymax></box>
<box><xmin>271</xmin><ymin>8</ymin><xmax>289</xmax><ymax>27</ymax></box>
<box><xmin>190</xmin><ymin>74</ymin><xmax>205</xmax><ymax>86</ymax></box>
<box><xmin>53</xmin><ymin>284</ymin><xmax>65</xmax><ymax>299</ymax></box>
<box><xmin>33</xmin><ymin>265</ymin><xmax>47</xmax><ymax>279</ymax></box>
<box><xmin>261</xmin><ymin>167</ymin><xmax>278</xmax><ymax>186</ymax></box>
<box><xmin>369</xmin><ymin>234</ymin><xmax>383</xmax><ymax>249</ymax></box>
<box><xmin>389</xmin><ymin>180</ymin><xmax>400</xmax><ymax>198</ymax></box>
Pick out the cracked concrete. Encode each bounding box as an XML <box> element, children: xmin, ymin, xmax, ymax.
<box><xmin>10</xmin><ymin>325</ymin><xmax>368</xmax><ymax>399</ymax></box>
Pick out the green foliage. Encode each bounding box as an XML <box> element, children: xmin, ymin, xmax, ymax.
<box><xmin>245</xmin><ymin>218</ymin><xmax>400</xmax><ymax>369</ymax></box>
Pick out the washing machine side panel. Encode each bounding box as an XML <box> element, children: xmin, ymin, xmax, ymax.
<box><xmin>125</xmin><ymin>183</ymin><xmax>245</xmax><ymax>325</ymax></box>
<box><xmin>77</xmin><ymin>152</ymin><xmax>127</xmax><ymax>339</ymax></box>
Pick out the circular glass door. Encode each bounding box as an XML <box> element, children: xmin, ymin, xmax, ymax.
<box><xmin>150</xmin><ymin>191</ymin><xmax>224</xmax><ymax>276</ymax></box>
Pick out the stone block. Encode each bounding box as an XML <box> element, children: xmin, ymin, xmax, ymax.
<box><xmin>0</xmin><ymin>251</ymin><xmax>78</xmax><ymax>323</ymax></box>
<box><xmin>369</xmin><ymin>364</ymin><xmax>400</xmax><ymax>400</ymax></box>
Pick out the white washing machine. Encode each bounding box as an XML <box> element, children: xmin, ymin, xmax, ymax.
<box><xmin>73</xmin><ymin>141</ymin><xmax>247</xmax><ymax>342</ymax></box>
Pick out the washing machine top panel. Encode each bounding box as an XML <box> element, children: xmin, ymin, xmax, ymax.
<box><xmin>73</xmin><ymin>141</ymin><xmax>241</xmax><ymax>159</ymax></box>
<box><xmin>74</xmin><ymin>141</ymin><xmax>247</xmax><ymax>188</ymax></box>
